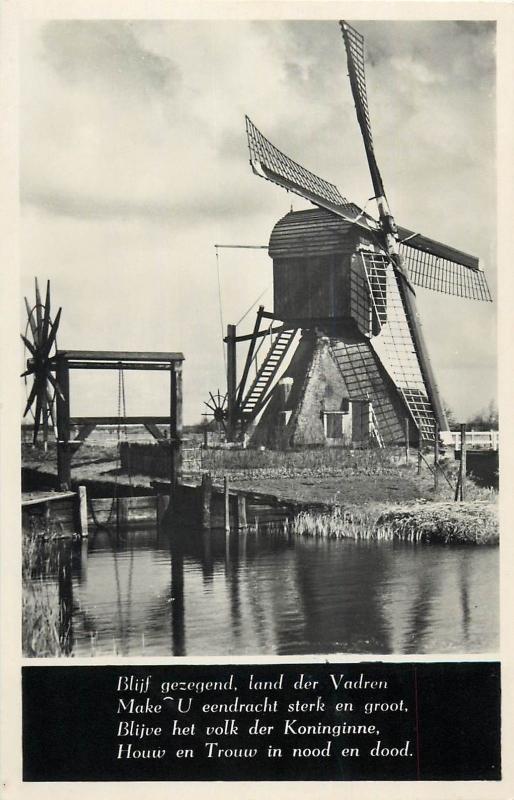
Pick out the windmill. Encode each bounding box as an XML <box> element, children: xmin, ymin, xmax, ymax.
<box><xmin>21</xmin><ymin>279</ymin><xmax>63</xmax><ymax>446</ymax></box>
<box><xmin>224</xmin><ymin>20</ymin><xmax>491</xmax><ymax>449</ymax></box>
<box><xmin>203</xmin><ymin>389</ymin><xmax>228</xmax><ymax>433</ymax></box>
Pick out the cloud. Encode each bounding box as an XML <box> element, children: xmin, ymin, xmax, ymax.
<box><xmin>40</xmin><ymin>21</ymin><xmax>180</xmax><ymax>96</ymax></box>
<box><xmin>22</xmin><ymin>182</ymin><xmax>271</xmax><ymax>223</ymax></box>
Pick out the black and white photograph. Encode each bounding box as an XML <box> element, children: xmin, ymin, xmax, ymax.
<box><xmin>2</xmin><ymin>0</ymin><xmax>513</xmax><ymax>792</ymax></box>
<box><xmin>18</xmin><ymin>14</ymin><xmax>499</xmax><ymax>660</ymax></box>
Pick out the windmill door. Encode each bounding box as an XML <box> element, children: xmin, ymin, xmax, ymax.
<box><xmin>322</xmin><ymin>399</ymin><xmax>352</xmax><ymax>446</ymax></box>
<box><xmin>351</xmin><ymin>400</ymin><xmax>371</xmax><ymax>447</ymax></box>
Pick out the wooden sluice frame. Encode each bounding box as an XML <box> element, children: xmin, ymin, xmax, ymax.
<box><xmin>54</xmin><ymin>350</ymin><xmax>184</xmax><ymax>495</ymax></box>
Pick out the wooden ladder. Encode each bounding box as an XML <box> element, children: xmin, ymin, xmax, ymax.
<box><xmin>240</xmin><ymin>329</ymin><xmax>296</xmax><ymax>422</ymax></box>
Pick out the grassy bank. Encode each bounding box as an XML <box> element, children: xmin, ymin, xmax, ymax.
<box><xmin>289</xmin><ymin>501</ymin><xmax>498</xmax><ymax>545</ymax></box>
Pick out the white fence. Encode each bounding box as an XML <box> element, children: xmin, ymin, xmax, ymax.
<box><xmin>451</xmin><ymin>429</ymin><xmax>498</xmax><ymax>451</ymax></box>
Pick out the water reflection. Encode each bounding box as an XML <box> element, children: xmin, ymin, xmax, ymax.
<box><xmin>25</xmin><ymin>521</ymin><xmax>499</xmax><ymax>657</ymax></box>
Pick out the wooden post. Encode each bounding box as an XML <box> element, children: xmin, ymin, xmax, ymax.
<box><xmin>118</xmin><ymin>497</ymin><xmax>129</xmax><ymax>526</ymax></box>
<box><xmin>224</xmin><ymin>475</ymin><xmax>230</xmax><ymax>534</ymax></box>
<box><xmin>404</xmin><ymin>418</ymin><xmax>410</xmax><ymax>464</ymax></box>
<box><xmin>170</xmin><ymin>361</ymin><xmax>183</xmax><ymax>502</ymax></box>
<box><xmin>236</xmin><ymin>493</ymin><xmax>247</xmax><ymax>530</ymax></box>
<box><xmin>226</xmin><ymin>324</ymin><xmax>237</xmax><ymax>441</ymax></box>
<box><xmin>203</xmin><ymin>426</ymin><xmax>208</xmax><ymax>448</ymax></box>
<box><xmin>201</xmin><ymin>473</ymin><xmax>212</xmax><ymax>529</ymax></box>
<box><xmin>77</xmin><ymin>485</ymin><xmax>88</xmax><ymax>538</ymax></box>
<box><xmin>56</xmin><ymin>355</ymin><xmax>71</xmax><ymax>490</ymax></box>
<box><xmin>459</xmin><ymin>423</ymin><xmax>467</xmax><ymax>501</ymax></box>
<box><xmin>433</xmin><ymin>420</ymin><xmax>439</xmax><ymax>491</ymax></box>
<box><xmin>417</xmin><ymin>441</ymin><xmax>422</xmax><ymax>475</ymax></box>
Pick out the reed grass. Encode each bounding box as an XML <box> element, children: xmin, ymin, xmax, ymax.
<box><xmin>22</xmin><ymin>526</ymin><xmax>67</xmax><ymax>657</ymax></box>
<box><xmin>289</xmin><ymin>501</ymin><xmax>498</xmax><ymax>545</ymax></box>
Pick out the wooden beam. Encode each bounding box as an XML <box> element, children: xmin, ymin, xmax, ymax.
<box><xmin>144</xmin><ymin>422</ymin><xmax>166</xmax><ymax>441</ymax></box>
<box><xmin>74</xmin><ymin>422</ymin><xmax>97</xmax><ymax>442</ymax></box>
<box><xmin>56</xmin><ymin>355</ymin><xmax>71</xmax><ymax>490</ymax></box>
<box><xmin>70</xmin><ymin>415</ymin><xmax>175</xmax><ymax>427</ymax></box>
<box><xmin>170</xmin><ymin>362</ymin><xmax>183</xmax><ymax>491</ymax></box>
<box><xmin>236</xmin><ymin>306</ymin><xmax>265</xmax><ymax>407</ymax></box>
<box><xmin>56</xmin><ymin>350</ymin><xmax>184</xmax><ymax>362</ymax></box>
<box><xmin>226</xmin><ymin>324</ymin><xmax>237</xmax><ymax>440</ymax></box>
<box><xmin>65</xmin><ymin>362</ymin><xmax>174</xmax><ymax>371</ymax></box>
<box><xmin>457</xmin><ymin>423</ymin><xmax>467</xmax><ymax>501</ymax></box>
<box><xmin>224</xmin><ymin>476</ymin><xmax>230</xmax><ymax>534</ymax></box>
<box><xmin>224</xmin><ymin>324</ymin><xmax>285</xmax><ymax>344</ymax></box>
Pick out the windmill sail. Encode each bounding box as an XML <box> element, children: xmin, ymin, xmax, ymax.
<box><xmin>340</xmin><ymin>21</ymin><xmax>385</xmax><ymax>203</ymax></box>
<box><xmin>398</xmin><ymin>231</ymin><xmax>491</xmax><ymax>301</ymax></box>
<box><xmin>245</xmin><ymin>117</ymin><xmax>490</xmax><ymax>301</ymax></box>
<box><xmin>245</xmin><ymin>116</ymin><xmax>377</xmax><ymax>232</ymax></box>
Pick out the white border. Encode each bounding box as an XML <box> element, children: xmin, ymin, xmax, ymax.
<box><xmin>1</xmin><ymin>2</ymin><xmax>513</xmax><ymax>798</ymax></box>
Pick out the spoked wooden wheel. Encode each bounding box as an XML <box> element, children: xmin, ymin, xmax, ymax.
<box><xmin>21</xmin><ymin>278</ymin><xmax>64</xmax><ymax>446</ymax></box>
<box><xmin>203</xmin><ymin>389</ymin><xmax>228</xmax><ymax>433</ymax></box>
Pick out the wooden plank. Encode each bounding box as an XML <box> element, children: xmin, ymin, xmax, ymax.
<box><xmin>22</xmin><ymin>491</ymin><xmax>76</xmax><ymax>507</ymax></box>
<box><xmin>88</xmin><ymin>495</ymin><xmax>161</xmax><ymax>524</ymax></box>
<box><xmin>89</xmin><ymin>496</ymin><xmax>158</xmax><ymax>509</ymax></box>
<box><xmin>89</xmin><ymin>498</ymin><xmax>116</xmax><ymax>511</ymax></box>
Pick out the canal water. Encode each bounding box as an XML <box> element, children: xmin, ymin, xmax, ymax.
<box><xmin>25</xmin><ymin>524</ymin><xmax>498</xmax><ymax>657</ymax></box>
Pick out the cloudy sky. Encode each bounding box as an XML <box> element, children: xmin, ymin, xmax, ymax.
<box><xmin>20</xmin><ymin>18</ymin><xmax>496</xmax><ymax>424</ymax></box>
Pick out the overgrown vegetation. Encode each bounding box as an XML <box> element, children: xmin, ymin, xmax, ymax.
<box><xmin>289</xmin><ymin>501</ymin><xmax>498</xmax><ymax>545</ymax></box>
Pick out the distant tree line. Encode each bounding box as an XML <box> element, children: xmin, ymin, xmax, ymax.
<box><xmin>467</xmin><ymin>400</ymin><xmax>498</xmax><ymax>430</ymax></box>
<box><xmin>445</xmin><ymin>399</ymin><xmax>498</xmax><ymax>431</ymax></box>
